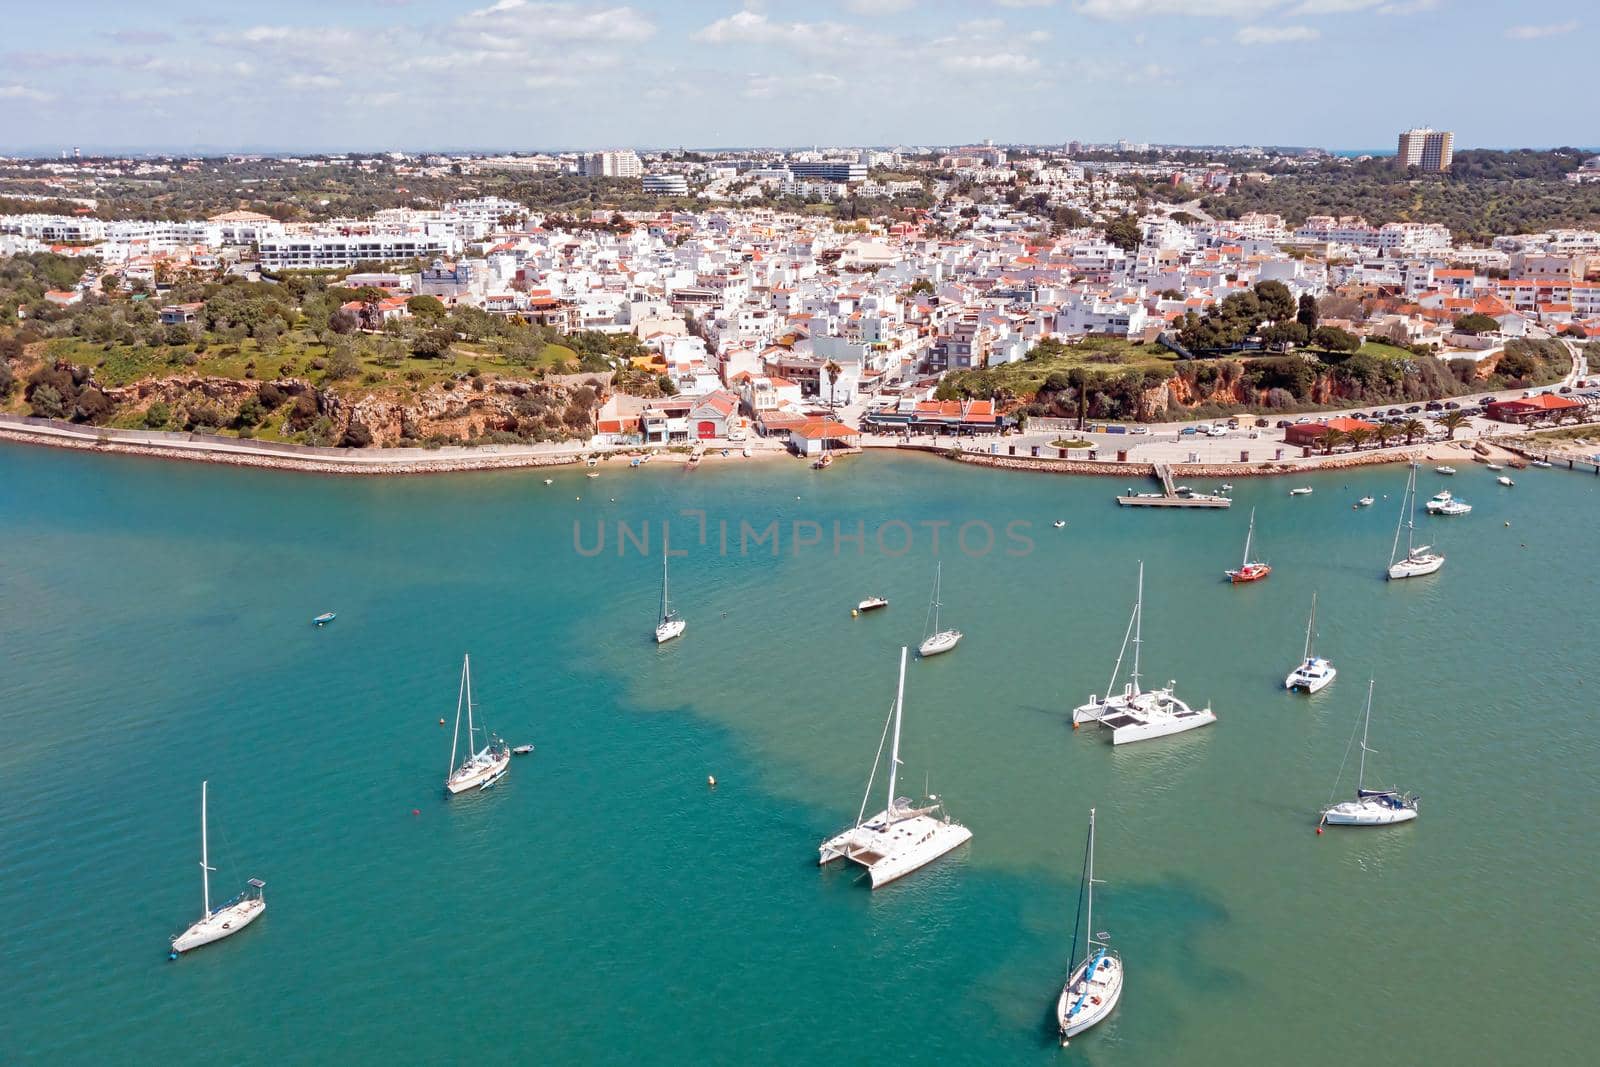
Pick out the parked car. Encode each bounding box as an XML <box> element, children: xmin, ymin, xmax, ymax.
<box><xmin>1424</xmin><ymin>401</ymin><xmax>1443</xmax><ymax>411</ymax></box>
<box><xmin>1294</xmin><ymin>416</ymin><xmax>1313</xmax><ymax>424</ymax></box>
<box><xmin>1444</xmin><ymin>401</ymin><xmax>1461</xmax><ymax>410</ymax></box>
<box><xmin>1480</xmin><ymin>396</ymin><xmax>1496</xmax><ymax>405</ymax></box>
<box><xmin>1559</xmin><ymin>385</ymin><xmax>1573</xmax><ymax>394</ymax></box>
<box><xmin>1130</xmin><ymin>426</ymin><xmax>1151</xmax><ymax>435</ymax></box>
<box><xmin>1255</xmin><ymin>417</ymin><xmax>1269</xmax><ymax>428</ymax></box>
<box><xmin>1387</xmin><ymin>408</ymin><xmax>1403</xmax><ymax>416</ymax></box>
<box><xmin>1180</xmin><ymin>426</ymin><xmax>1198</xmax><ymax>435</ymax></box>
<box><xmin>1276</xmin><ymin>419</ymin><xmax>1292</xmax><ymax>429</ymax></box>
<box><xmin>1405</xmin><ymin>405</ymin><xmax>1423</xmax><ymax>414</ymax></box>
<box><xmin>1226</xmin><ymin>418</ymin><xmax>1240</xmax><ymax>429</ymax></box>
<box><xmin>1207</xmin><ymin>426</ymin><xmax>1228</xmax><ymax>437</ymax></box>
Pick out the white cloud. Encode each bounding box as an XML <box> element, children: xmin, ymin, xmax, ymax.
<box><xmin>283</xmin><ymin>73</ymin><xmax>342</xmax><ymax>90</ymax></box>
<box><xmin>1236</xmin><ymin>24</ymin><xmax>1321</xmax><ymax>44</ymax></box>
<box><xmin>693</xmin><ymin>11</ymin><xmax>887</xmax><ymax>54</ymax></box>
<box><xmin>844</xmin><ymin>0</ymin><xmax>915</xmax><ymax>14</ymax></box>
<box><xmin>0</xmin><ymin>84</ymin><xmax>53</xmax><ymax>102</ymax></box>
<box><xmin>995</xmin><ymin>0</ymin><xmax>1057</xmax><ymax>7</ymax></box>
<box><xmin>1287</xmin><ymin>0</ymin><xmax>1382</xmax><ymax>12</ymax></box>
<box><xmin>941</xmin><ymin>52</ymin><xmax>1041</xmax><ymax>73</ymax></box>
<box><xmin>741</xmin><ymin>72</ymin><xmax>846</xmax><ymax>100</ymax></box>
<box><xmin>1504</xmin><ymin>21</ymin><xmax>1577</xmax><ymax>40</ymax></box>
<box><xmin>1376</xmin><ymin>0</ymin><xmax>1440</xmax><ymax>12</ymax></box>
<box><xmin>1074</xmin><ymin>0</ymin><xmax>1279</xmax><ymax>18</ymax></box>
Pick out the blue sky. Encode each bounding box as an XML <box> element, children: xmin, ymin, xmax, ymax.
<box><xmin>0</xmin><ymin>1</ymin><xmax>1588</xmax><ymax>153</ymax></box>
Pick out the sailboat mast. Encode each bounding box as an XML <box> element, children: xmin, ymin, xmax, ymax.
<box><xmin>660</xmin><ymin>543</ymin><xmax>670</xmax><ymax>622</ymax></box>
<box><xmin>200</xmin><ymin>780</ymin><xmax>211</xmax><ymax>916</ymax></box>
<box><xmin>1242</xmin><ymin>509</ymin><xmax>1254</xmax><ymax>568</ymax></box>
<box><xmin>449</xmin><ymin>655</ymin><xmax>467</xmax><ymax>774</ymax></box>
<box><xmin>465</xmin><ymin>654</ymin><xmax>476</xmax><ymax>751</ymax></box>
<box><xmin>1358</xmin><ymin>680</ymin><xmax>1373</xmax><ymax>790</ymax></box>
<box><xmin>1085</xmin><ymin>807</ymin><xmax>1096</xmax><ymax>955</ymax></box>
<box><xmin>1304</xmin><ymin>592</ymin><xmax>1317</xmax><ymax>660</ymax></box>
<box><xmin>887</xmin><ymin>646</ymin><xmax>906</xmax><ymax>811</ymax></box>
<box><xmin>1130</xmin><ymin>562</ymin><xmax>1143</xmax><ymax>691</ymax></box>
<box><xmin>1390</xmin><ymin>469</ymin><xmax>1410</xmax><ymax>565</ymax></box>
<box><xmin>932</xmin><ymin>563</ymin><xmax>941</xmax><ymax>635</ymax></box>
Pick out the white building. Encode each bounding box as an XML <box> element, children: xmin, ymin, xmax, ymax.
<box><xmin>580</xmin><ymin>151</ymin><xmax>643</xmax><ymax>178</ymax></box>
<box><xmin>258</xmin><ymin>233</ymin><xmax>462</xmax><ymax>270</ymax></box>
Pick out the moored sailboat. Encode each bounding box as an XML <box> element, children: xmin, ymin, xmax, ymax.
<box><xmin>818</xmin><ymin>647</ymin><xmax>972</xmax><ymax>888</ymax></box>
<box><xmin>654</xmin><ymin>542</ymin><xmax>686</xmax><ymax>643</ymax></box>
<box><xmin>917</xmin><ymin>562</ymin><xmax>961</xmax><ymax>657</ymax></box>
<box><xmin>1225</xmin><ymin>507</ymin><xmax>1271</xmax><ymax>583</ymax></box>
<box><xmin>1285</xmin><ymin>592</ymin><xmax>1336</xmax><ymax>693</ymax></box>
<box><xmin>444</xmin><ymin>654</ymin><xmax>510</xmax><ymax>794</ymax></box>
<box><xmin>1387</xmin><ymin>465</ymin><xmax>1444</xmax><ymax>579</ymax></box>
<box><xmin>1319</xmin><ymin>680</ymin><xmax>1419</xmax><ymax>828</ymax></box>
<box><xmin>170</xmin><ymin>781</ymin><xmax>266</xmax><ymax>956</ymax></box>
<box><xmin>1056</xmin><ymin>807</ymin><xmax>1123</xmax><ymax>1045</ymax></box>
<box><xmin>1073</xmin><ymin>562</ymin><xmax>1215</xmax><ymax>744</ymax></box>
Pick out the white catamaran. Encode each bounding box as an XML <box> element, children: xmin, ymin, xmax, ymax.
<box><xmin>1319</xmin><ymin>680</ymin><xmax>1420</xmax><ymax>828</ymax></box>
<box><xmin>444</xmin><ymin>654</ymin><xmax>511</xmax><ymax>794</ymax></box>
<box><xmin>1056</xmin><ymin>807</ymin><xmax>1123</xmax><ymax>1045</ymax></box>
<box><xmin>1074</xmin><ymin>562</ymin><xmax>1216</xmax><ymax>744</ymax></box>
<box><xmin>170</xmin><ymin>781</ymin><xmax>266</xmax><ymax>956</ymax></box>
<box><xmin>1387</xmin><ymin>465</ymin><xmax>1445</xmax><ymax>579</ymax></box>
<box><xmin>654</xmin><ymin>542</ymin><xmax>686</xmax><ymax>644</ymax></box>
<box><xmin>1285</xmin><ymin>591</ymin><xmax>1336</xmax><ymax>694</ymax></box>
<box><xmin>917</xmin><ymin>562</ymin><xmax>962</xmax><ymax>657</ymax></box>
<box><xmin>818</xmin><ymin>647</ymin><xmax>972</xmax><ymax>888</ymax></box>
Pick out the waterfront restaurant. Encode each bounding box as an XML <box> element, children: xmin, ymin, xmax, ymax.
<box><xmin>788</xmin><ymin>419</ymin><xmax>862</xmax><ymax>457</ymax></box>
<box><xmin>861</xmin><ymin>397</ymin><xmax>1004</xmax><ymax>436</ymax></box>
<box><xmin>1284</xmin><ymin>415</ymin><xmax>1380</xmax><ymax>448</ymax></box>
<box><xmin>1485</xmin><ymin>393</ymin><xmax>1584</xmax><ymax>424</ymax></box>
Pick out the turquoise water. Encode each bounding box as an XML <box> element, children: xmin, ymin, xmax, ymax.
<box><xmin>2</xmin><ymin>445</ymin><xmax>1597</xmax><ymax>1064</ymax></box>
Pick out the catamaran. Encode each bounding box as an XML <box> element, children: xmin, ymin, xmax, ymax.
<box><xmin>1225</xmin><ymin>507</ymin><xmax>1271</xmax><ymax>583</ymax></box>
<box><xmin>917</xmin><ymin>562</ymin><xmax>961</xmax><ymax>657</ymax></box>
<box><xmin>1319</xmin><ymin>680</ymin><xmax>1419</xmax><ymax>828</ymax></box>
<box><xmin>1425</xmin><ymin>489</ymin><xmax>1472</xmax><ymax>516</ymax></box>
<box><xmin>170</xmin><ymin>781</ymin><xmax>266</xmax><ymax>956</ymax></box>
<box><xmin>1285</xmin><ymin>592</ymin><xmax>1336</xmax><ymax>693</ymax></box>
<box><xmin>818</xmin><ymin>647</ymin><xmax>972</xmax><ymax>888</ymax></box>
<box><xmin>1074</xmin><ymin>562</ymin><xmax>1215</xmax><ymax>744</ymax></box>
<box><xmin>1387</xmin><ymin>465</ymin><xmax>1444</xmax><ymax>579</ymax></box>
<box><xmin>654</xmin><ymin>542</ymin><xmax>686</xmax><ymax>643</ymax></box>
<box><xmin>444</xmin><ymin>654</ymin><xmax>510</xmax><ymax>794</ymax></box>
<box><xmin>1056</xmin><ymin>807</ymin><xmax>1123</xmax><ymax>1046</ymax></box>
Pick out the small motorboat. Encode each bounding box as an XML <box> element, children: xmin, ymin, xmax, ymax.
<box><xmin>741</xmin><ymin>447</ymin><xmax>752</xmax><ymax>458</ymax></box>
<box><xmin>1485</xmin><ymin>462</ymin><xmax>1504</xmax><ymax>471</ymax></box>
<box><xmin>857</xmin><ymin>596</ymin><xmax>889</xmax><ymax>613</ymax></box>
<box><xmin>1218</xmin><ymin>483</ymin><xmax>1234</xmax><ymax>493</ymax></box>
<box><xmin>586</xmin><ymin>471</ymin><xmax>599</xmax><ymax>479</ymax></box>
<box><xmin>1497</xmin><ymin>476</ymin><xmax>1515</xmax><ymax>487</ymax></box>
<box><xmin>543</xmin><ymin>478</ymin><xmax>553</xmax><ymax>485</ymax></box>
<box><xmin>1290</xmin><ymin>487</ymin><xmax>1313</xmax><ymax>496</ymax></box>
<box><xmin>1357</xmin><ymin>496</ymin><xmax>1374</xmax><ymax>507</ymax></box>
<box><xmin>1425</xmin><ymin>490</ymin><xmax>1472</xmax><ymax>516</ymax></box>
<box><xmin>1435</xmin><ymin>466</ymin><xmax>1456</xmax><ymax>475</ymax></box>
<box><xmin>512</xmin><ymin>744</ymin><xmax>535</xmax><ymax>756</ymax></box>
<box><xmin>1531</xmin><ymin>459</ymin><xmax>1553</xmax><ymax>469</ymax></box>
<box><xmin>312</xmin><ymin>612</ymin><xmax>336</xmax><ymax>626</ymax></box>
<box><xmin>1053</xmin><ymin>520</ymin><xmax>1066</xmax><ymax>529</ymax></box>
<box><xmin>812</xmin><ymin>453</ymin><xmax>833</xmax><ymax>470</ymax></box>
<box><xmin>1174</xmin><ymin>485</ymin><xmax>1192</xmax><ymax>494</ymax></box>
<box><xmin>630</xmin><ymin>457</ymin><xmax>641</xmax><ymax>467</ymax></box>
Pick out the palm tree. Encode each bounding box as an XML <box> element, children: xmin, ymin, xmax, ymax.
<box><xmin>1372</xmin><ymin>422</ymin><xmax>1397</xmax><ymax>449</ymax></box>
<box><xmin>1438</xmin><ymin>410</ymin><xmax>1469</xmax><ymax>440</ymax></box>
<box><xmin>1399</xmin><ymin>417</ymin><xmax>1426</xmax><ymax>444</ymax></box>
<box><xmin>824</xmin><ymin>360</ymin><xmax>842</xmax><ymax>406</ymax></box>
<box><xmin>1345</xmin><ymin>426</ymin><xmax>1374</xmax><ymax>451</ymax></box>
<box><xmin>1317</xmin><ymin>428</ymin><xmax>1347</xmax><ymax>455</ymax></box>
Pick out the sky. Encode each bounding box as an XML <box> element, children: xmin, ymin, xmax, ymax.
<box><xmin>0</xmin><ymin>0</ymin><xmax>1590</xmax><ymax>154</ymax></box>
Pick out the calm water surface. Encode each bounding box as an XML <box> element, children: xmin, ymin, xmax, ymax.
<box><xmin>1</xmin><ymin>445</ymin><xmax>1596</xmax><ymax>1064</ymax></box>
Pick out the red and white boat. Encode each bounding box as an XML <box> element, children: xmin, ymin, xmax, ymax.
<box><xmin>1225</xmin><ymin>508</ymin><xmax>1271</xmax><ymax>584</ymax></box>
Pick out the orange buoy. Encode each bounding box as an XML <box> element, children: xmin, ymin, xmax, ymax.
<box><xmin>1072</xmin><ymin>721</ymin><xmax>1079</xmax><ymax>730</ymax></box>
<box><xmin>1315</xmin><ymin>826</ymin><xmax>1323</xmax><ymax>835</ymax></box>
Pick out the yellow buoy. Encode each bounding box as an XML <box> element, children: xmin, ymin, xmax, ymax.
<box><xmin>851</xmin><ymin>609</ymin><xmax>859</xmax><ymax>618</ymax></box>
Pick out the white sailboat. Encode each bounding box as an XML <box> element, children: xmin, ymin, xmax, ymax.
<box><xmin>1386</xmin><ymin>465</ymin><xmax>1445</xmax><ymax>579</ymax></box>
<box><xmin>444</xmin><ymin>654</ymin><xmax>510</xmax><ymax>794</ymax></box>
<box><xmin>170</xmin><ymin>781</ymin><xmax>266</xmax><ymax>956</ymax></box>
<box><xmin>1284</xmin><ymin>592</ymin><xmax>1336</xmax><ymax>693</ymax></box>
<box><xmin>818</xmin><ymin>647</ymin><xmax>972</xmax><ymax>888</ymax></box>
<box><xmin>1056</xmin><ymin>807</ymin><xmax>1123</xmax><ymax>1045</ymax></box>
<box><xmin>1073</xmin><ymin>562</ymin><xmax>1215</xmax><ymax>744</ymax></box>
<box><xmin>1319</xmin><ymin>680</ymin><xmax>1419</xmax><ymax>828</ymax></box>
<box><xmin>917</xmin><ymin>562</ymin><xmax>962</xmax><ymax>657</ymax></box>
<box><xmin>654</xmin><ymin>542</ymin><xmax>686</xmax><ymax>643</ymax></box>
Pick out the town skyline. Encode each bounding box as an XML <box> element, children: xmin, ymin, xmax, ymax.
<box><xmin>0</xmin><ymin>1</ymin><xmax>1589</xmax><ymax>154</ymax></box>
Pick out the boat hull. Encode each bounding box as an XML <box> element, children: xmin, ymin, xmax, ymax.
<box><xmin>171</xmin><ymin>897</ymin><xmax>266</xmax><ymax>953</ymax></box>
<box><xmin>1106</xmin><ymin>706</ymin><xmax>1215</xmax><ymax>744</ymax></box>
<box><xmin>445</xmin><ymin>749</ymin><xmax>511</xmax><ymax>794</ymax></box>
<box><xmin>1226</xmin><ymin>564</ymin><xmax>1271</xmax><ymax>583</ymax></box>
<box><xmin>857</xmin><ymin>598</ymin><xmax>888</xmax><ymax>612</ymax></box>
<box><xmin>819</xmin><ymin>812</ymin><xmax>972</xmax><ymax>888</ymax></box>
<box><xmin>1286</xmin><ymin>663</ymin><xmax>1336</xmax><ymax>693</ymax></box>
<box><xmin>1322</xmin><ymin>801</ymin><xmax>1419</xmax><ymax>826</ymax></box>
<box><xmin>1057</xmin><ymin>952</ymin><xmax>1124</xmax><ymax>1041</ymax></box>
<box><xmin>1387</xmin><ymin>554</ymin><xmax>1445</xmax><ymax>580</ymax></box>
<box><xmin>655</xmin><ymin>618</ymin><xmax>686</xmax><ymax>643</ymax></box>
<box><xmin>918</xmin><ymin>630</ymin><xmax>962</xmax><ymax>657</ymax></box>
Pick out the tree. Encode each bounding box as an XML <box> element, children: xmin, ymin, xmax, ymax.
<box><xmin>339</xmin><ymin>420</ymin><xmax>374</xmax><ymax>448</ymax></box>
<box><xmin>1296</xmin><ymin>293</ymin><xmax>1319</xmax><ymax>333</ymax></box>
<box><xmin>1260</xmin><ymin>322</ymin><xmax>1309</xmax><ymax>351</ymax></box>
<box><xmin>1316</xmin><ymin>427</ymin><xmax>1346</xmax><ymax>455</ymax></box>
<box><xmin>407</xmin><ymin>294</ymin><xmax>447</xmax><ymax>320</ymax></box>
<box><xmin>411</xmin><ymin>326</ymin><xmax>456</xmax><ymax>360</ymax></box>
<box><xmin>1311</xmin><ymin>325</ymin><xmax>1361</xmax><ymax>353</ymax></box>
<box><xmin>1437</xmin><ymin>410</ymin><xmax>1469</xmax><ymax>439</ymax></box>
<box><xmin>1103</xmin><ymin>215</ymin><xmax>1141</xmax><ymax>253</ymax></box>
<box><xmin>1399</xmin><ymin>417</ymin><xmax>1426</xmax><ymax>444</ymax></box>
<box><xmin>824</xmin><ymin>359</ymin><xmax>842</xmax><ymax>405</ymax></box>
<box><xmin>0</xmin><ymin>362</ymin><xmax>13</xmax><ymax>400</ymax></box>
<box><xmin>1453</xmin><ymin>313</ymin><xmax>1499</xmax><ymax>335</ymax></box>
<box><xmin>1253</xmin><ymin>280</ymin><xmax>1296</xmax><ymax>324</ymax></box>
<box><xmin>29</xmin><ymin>383</ymin><xmax>65</xmax><ymax>418</ymax></box>
<box><xmin>907</xmin><ymin>278</ymin><xmax>934</xmax><ymax>297</ymax></box>
<box><xmin>1345</xmin><ymin>426</ymin><xmax>1374</xmax><ymax>451</ymax></box>
<box><xmin>1372</xmin><ymin>422</ymin><xmax>1397</xmax><ymax>449</ymax></box>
